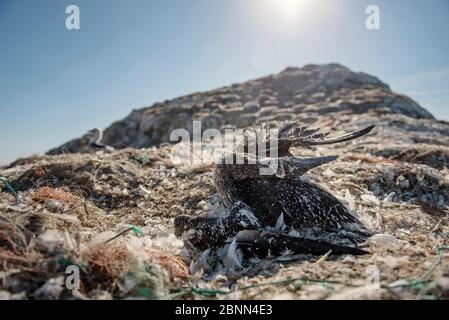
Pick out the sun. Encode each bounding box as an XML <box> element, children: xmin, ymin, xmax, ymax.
<box><xmin>269</xmin><ymin>0</ymin><xmax>311</xmax><ymax>22</ymax></box>
<box><xmin>246</xmin><ymin>0</ymin><xmax>313</xmax><ymax>31</ymax></box>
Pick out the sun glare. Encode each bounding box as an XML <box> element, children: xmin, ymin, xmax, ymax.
<box><xmin>244</xmin><ymin>0</ymin><xmax>340</xmax><ymax>36</ymax></box>
<box><xmin>270</xmin><ymin>0</ymin><xmax>311</xmax><ymax>22</ymax></box>
<box><xmin>245</xmin><ymin>0</ymin><xmax>315</xmax><ymax>70</ymax></box>
<box><xmin>249</xmin><ymin>0</ymin><xmax>312</xmax><ymax>28</ymax></box>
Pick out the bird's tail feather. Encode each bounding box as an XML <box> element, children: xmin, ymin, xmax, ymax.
<box><xmin>235</xmin><ymin>230</ymin><xmax>368</xmax><ymax>257</ymax></box>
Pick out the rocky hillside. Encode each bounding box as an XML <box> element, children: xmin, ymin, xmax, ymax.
<box><xmin>47</xmin><ymin>64</ymin><xmax>433</xmax><ymax>155</ymax></box>
<box><xmin>2</xmin><ymin>63</ymin><xmax>449</xmax><ymax>300</ymax></box>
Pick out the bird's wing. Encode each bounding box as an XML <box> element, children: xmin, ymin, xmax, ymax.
<box><xmin>298</xmin><ymin>125</ymin><xmax>375</xmax><ymax>146</ymax></box>
<box><xmin>273</xmin><ymin>123</ymin><xmax>375</xmax><ymax>156</ymax></box>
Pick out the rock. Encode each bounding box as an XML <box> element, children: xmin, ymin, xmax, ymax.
<box><xmin>365</xmin><ymin>234</ymin><xmax>409</xmax><ymax>247</ymax></box>
<box><xmin>47</xmin><ymin>63</ymin><xmax>433</xmax><ymax>155</ymax></box>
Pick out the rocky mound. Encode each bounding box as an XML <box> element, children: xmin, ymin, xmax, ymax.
<box><xmin>47</xmin><ymin>63</ymin><xmax>433</xmax><ymax>155</ymax></box>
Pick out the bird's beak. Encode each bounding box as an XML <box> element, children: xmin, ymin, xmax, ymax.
<box><xmin>279</xmin><ymin>155</ymin><xmax>337</xmax><ymax>176</ymax></box>
<box><xmin>297</xmin><ymin>155</ymin><xmax>337</xmax><ymax>168</ymax></box>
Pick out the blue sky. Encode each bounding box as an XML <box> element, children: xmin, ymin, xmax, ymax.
<box><xmin>0</xmin><ymin>0</ymin><xmax>448</xmax><ymax>164</ymax></box>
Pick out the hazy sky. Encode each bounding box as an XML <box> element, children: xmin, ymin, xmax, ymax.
<box><xmin>1</xmin><ymin>0</ymin><xmax>448</xmax><ymax>164</ymax></box>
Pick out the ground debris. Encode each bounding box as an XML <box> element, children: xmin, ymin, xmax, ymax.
<box><xmin>1</xmin><ymin>112</ymin><xmax>449</xmax><ymax>299</ymax></box>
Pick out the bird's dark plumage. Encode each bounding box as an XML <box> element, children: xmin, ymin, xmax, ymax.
<box><xmin>175</xmin><ymin>123</ymin><xmax>375</xmax><ymax>257</ymax></box>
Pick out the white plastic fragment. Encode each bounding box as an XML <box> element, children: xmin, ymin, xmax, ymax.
<box><xmin>361</xmin><ymin>194</ymin><xmax>380</xmax><ymax>206</ymax></box>
<box><xmin>274</xmin><ymin>212</ymin><xmax>286</xmax><ymax>232</ymax></box>
<box><xmin>383</xmin><ymin>192</ymin><xmax>396</xmax><ymax>203</ymax></box>
<box><xmin>37</xmin><ymin>229</ymin><xmax>66</xmax><ymax>252</ymax></box>
<box><xmin>365</xmin><ymin>233</ymin><xmax>409</xmax><ymax>247</ymax></box>
<box><xmin>190</xmin><ymin>249</ymin><xmax>212</xmax><ymax>275</ymax></box>
<box><xmin>222</xmin><ymin>239</ymin><xmax>243</xmax><ymax>270</ymax></box>
<box><xmin>344</xmin><ymin>189</ymin><xmax>356</xmax><ymax>210</ymax></box>
<box><xmin>34</xmin><ymin>277</ymin><xmax>64</xmax><ymax>299</ymax></box>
